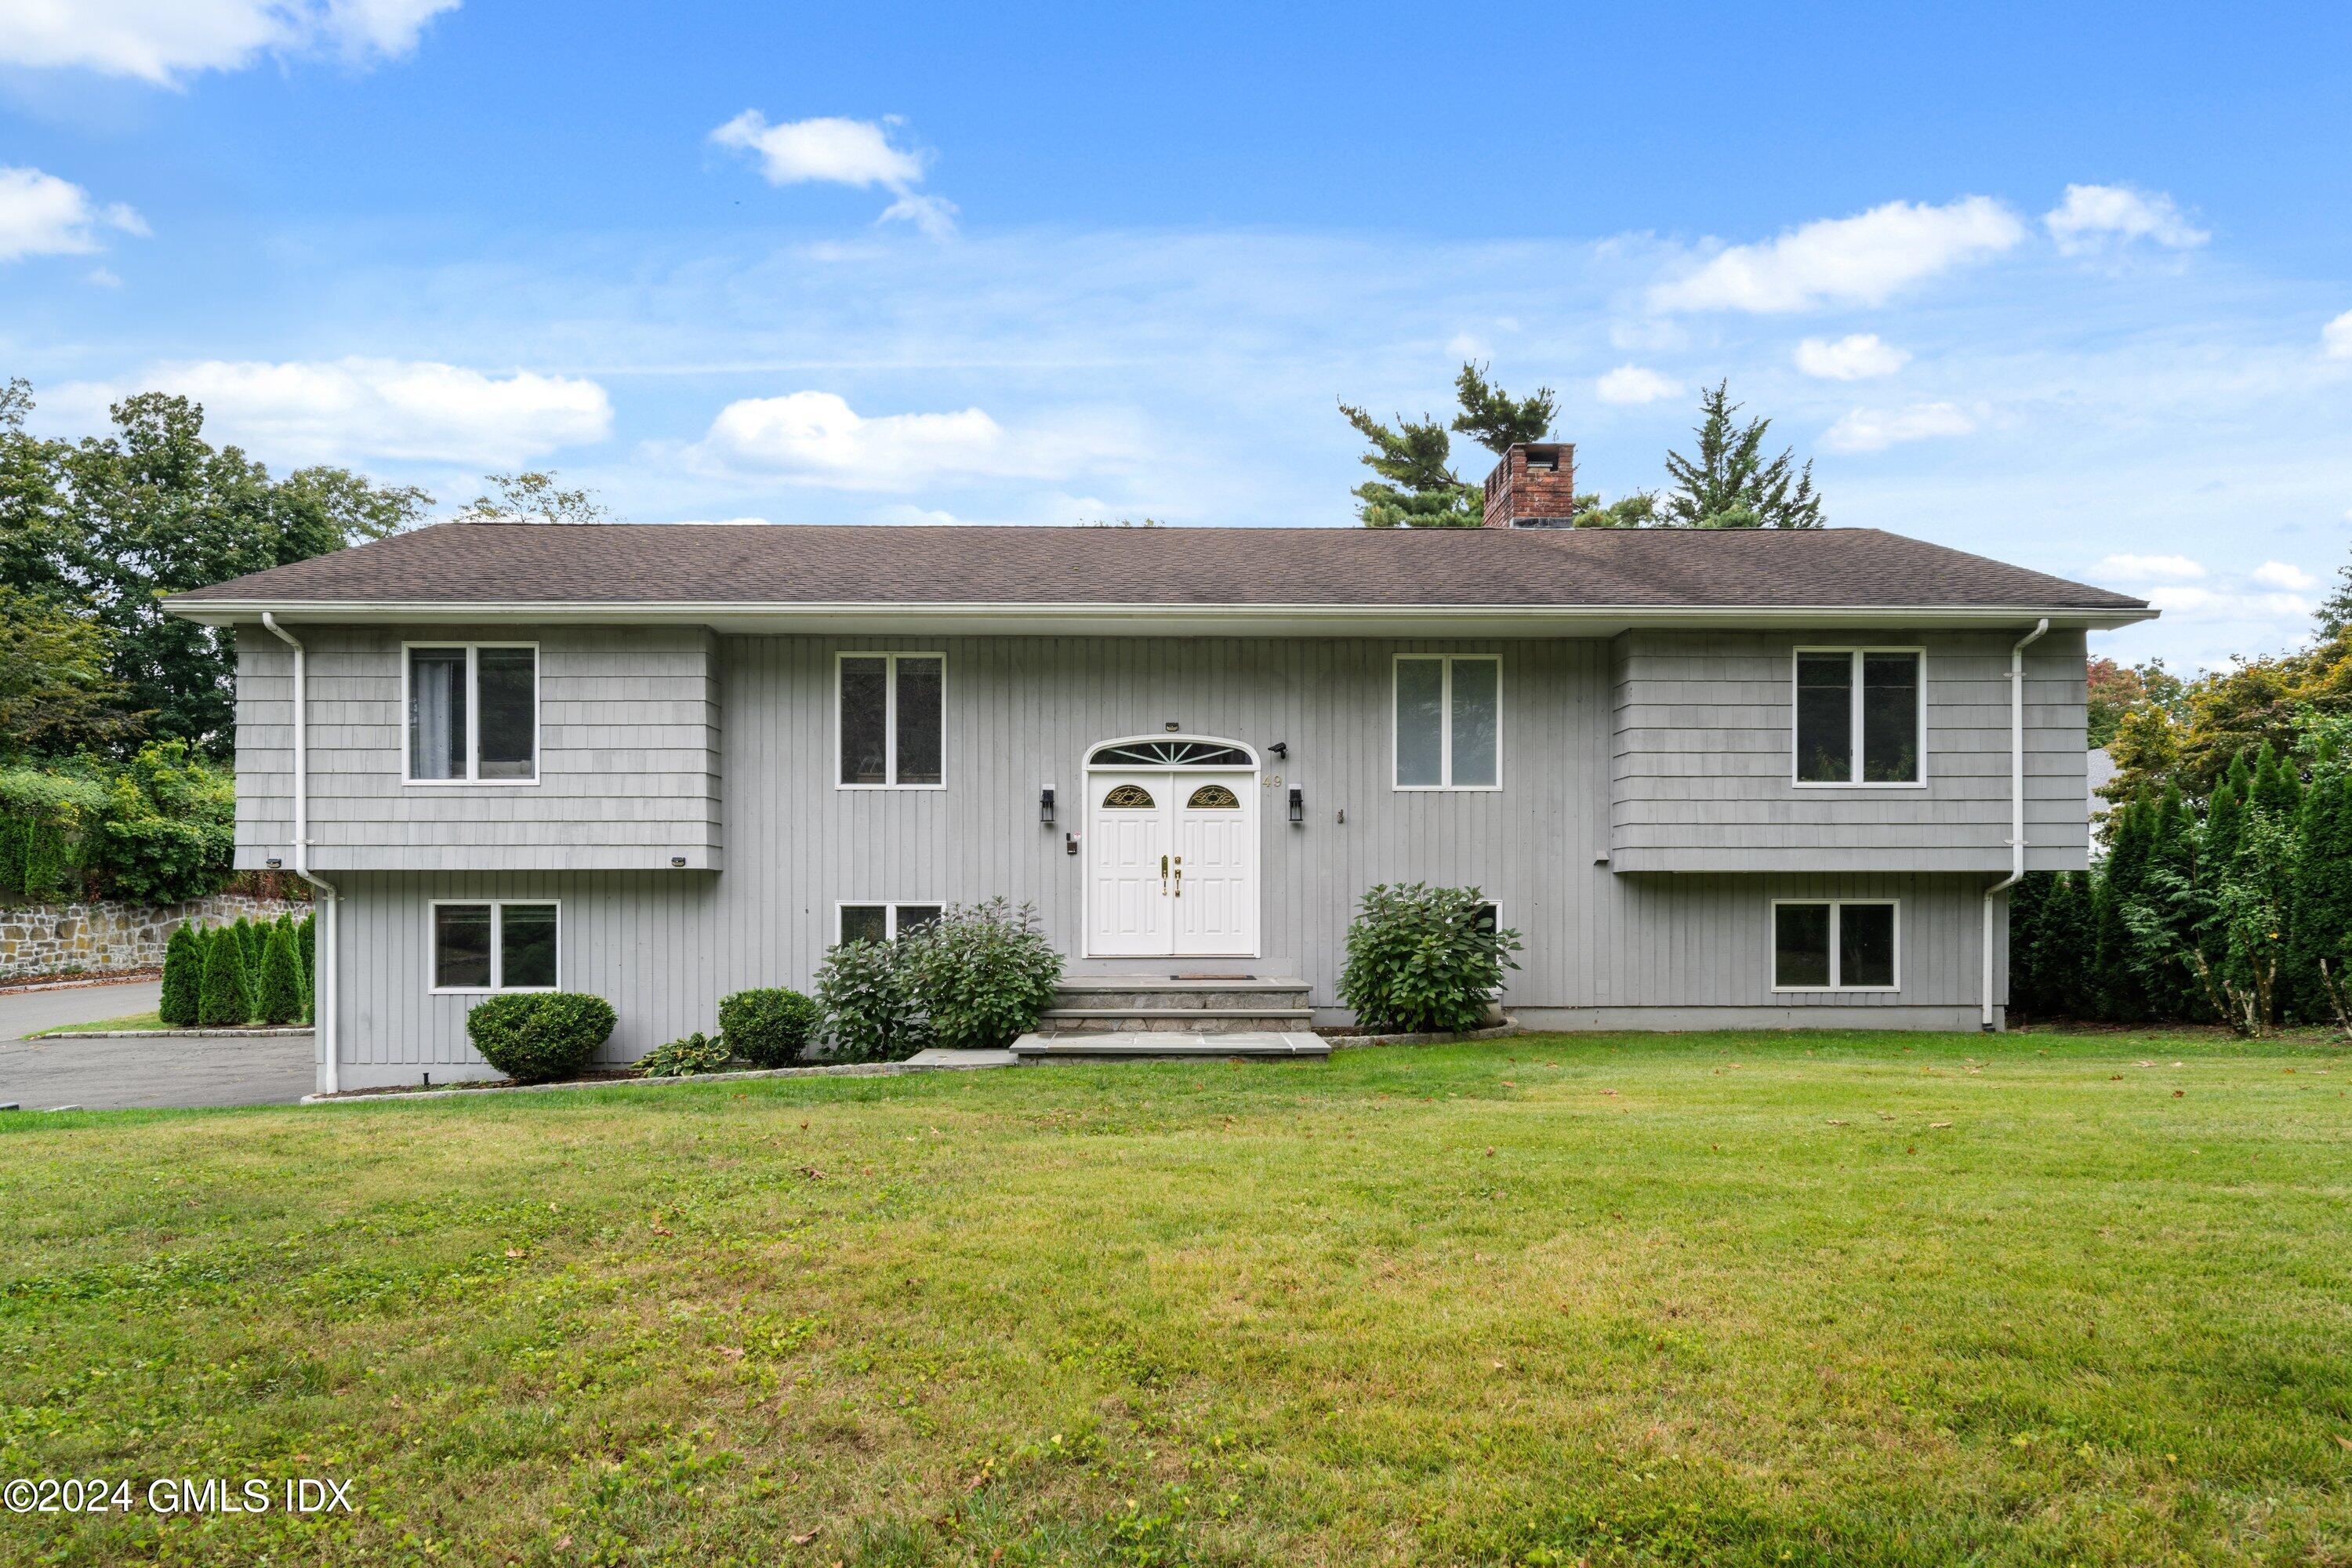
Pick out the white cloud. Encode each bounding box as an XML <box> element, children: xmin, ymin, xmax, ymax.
<box><xmin>1820</xmin><ymin>401</ymin><xmax>1976</xmax><ymax>454</ymax></box>
<box><xmin>1794</xmin><ymin>332</ymin><xmax>1909</xmax><ymax>380</ymax></box>
<box><xmin>0</xmin><ymin>166</ymin><xmax>146</xmax><ymax>262</ymax></box>
<box><xmin>690</xmin><ymin>390</ymin><xmax>1132</xmax><ymax>492</ymax></box>
<box><xmin>2146</xmin><ymin>586</ymin><xmax>2214</xmax><ymax>612</ymax></box>
<box><xmin>51</xmin><ymin>358</ymin><xmax>610</xmax><ymax>466</ymax></box>
<box><xmin>1593</xmin><ymin>364</ymin><xmax>1679</xmax><ymax>405</ymax></box>
<box><xmin>2100</xmin><ymin>554</ymin><xmax>2208</xmax><ymax>583</ymax></box>
<box><xmin>2324</xmin><ymin>310</ymin><xmax>2352</xmax><ymax>360</ymax></box>
<box><xmin>2044</xmin><ymin>183</ymin><xmax>2209</xmax><ymax>256</ymax></box>
<box><xmin>0</xmin><ymin>0</ymin><xmax>459</xmax><ymax>85</ymax></box>
<box><xmin>710</xmin><ymin>111</ymin><xmax>954</xmax><ymax>236</ymax></box>
<box><xmin>2252</xmin><ymin>560</ymin><xmax>2315</xmax><ymax>590</ymax></box>
<box><xmin>2146</xmin><ymin>584</ymin><xmax>2310</xmax><ymax>621</ymax></box>
<box><xmin>1647</xmin><ymin>196</ymin><xmax>2025</xmax><ymax>313</ymax></box>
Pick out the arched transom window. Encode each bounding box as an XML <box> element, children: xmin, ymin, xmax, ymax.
<box><xmin>1087</xmin><ymin>739</ymin><xmax>1254</xmax><ymax>768</ymax></box>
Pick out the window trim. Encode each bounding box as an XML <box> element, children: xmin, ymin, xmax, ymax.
<box><xmin>833</xmin><ymin>901</ymin><xmax>946</xmax><ymax>945</ymax></box>
<box><xmin>834</xmin><ymin>651</ymin><xmax>948</xmax><ymax>791</ymax></box>
<box><xmin>1392</xmin><ymin>653</ymin><xmax>1504</xmax><ymax>792</ymax></box>
<box><xmin>401</xmin><ymin>641</ymin><xmax>542</xmax><ymax>787</ymax></box>
<box><xmin>427</xmin><ymin>898</ymin><xmax>561</xmax><ymax>995</ymax></box>
<box><xmin>1769</xmin><ymin>898</ymin><xmax>1901</xmax><ymax>993</ymax></box>
<box><xmin>1790</xmin><ymin>646</ymin><xmax>1927</xmax><ymax>789</ymax></box>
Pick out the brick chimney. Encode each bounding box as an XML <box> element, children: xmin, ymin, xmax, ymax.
<box><xmin>1479</xmin><ymin>442</ymin><xmax>1578</xmax><ymax>528</ymax></box>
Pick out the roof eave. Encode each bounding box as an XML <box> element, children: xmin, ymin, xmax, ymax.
<box><xmin>162</xmin><ymin>597</ymin><xmax>2157</xmax><ymax>635</ymax></box>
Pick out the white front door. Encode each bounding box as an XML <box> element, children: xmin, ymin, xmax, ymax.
<box><xmin>1172</xmin><ymin>775</ymin><xmax>1258</xmax><ymax>956</ymax></box>
<box><xmin>1085</xmin><ymin>768</ymin><xmax>1259</xmax><ymax>958</ymax></box>
<box><xmin>1087</xmin><ymin>772</ymin><xmax>1173</xmax><ymax>958</ymax></box>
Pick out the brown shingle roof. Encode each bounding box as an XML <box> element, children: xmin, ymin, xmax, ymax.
<box><xmin>168</xmin><ymin>521</ymin><xmax>2147</xmax><ymax>612</ymax></box>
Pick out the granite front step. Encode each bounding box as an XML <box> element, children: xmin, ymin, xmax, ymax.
<box><xmin>1011</xmin><ymin>1030</ymin><xmax>1330</xmax><ymax>1061</ymax></box>
<box><xmin>1039</xmin><ymin>1007</ymin><xmax>1315</xmax><ymax>1034</ymax></box>
<box><xmin>1051</xmin><ymin>976</ymin><xmax>1310</xmax><ymax>1015</ymax></box>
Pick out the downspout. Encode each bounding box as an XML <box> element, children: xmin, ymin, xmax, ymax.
<box><xmin>1983</xmin><ymin>617</ymin><xmax>2050</xmax><ymax>1029</ymax></box>
<box><xmin>262</xmin><ymin>614</ymin><xmax>337</xmax><ymax>1094</ymax></box>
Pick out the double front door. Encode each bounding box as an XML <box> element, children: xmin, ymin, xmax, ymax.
<box><xmin>1085</xmin><ymin>769</ymin><xmax>1259</xmax><ymax>957</ymax></box>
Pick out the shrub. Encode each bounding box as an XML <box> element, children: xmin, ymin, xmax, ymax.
<box><xmin>1337</xmin><ymin>882</ymin><xmax>1522</xmax><ymax>1035</ymax></box>
<box><xmin>896</xmin><ymin>898</ymin><xmax>1062</xmax><ymax>1051</ymax></box>
<box><xmin>815</xmin><ymin>939</ymin><xmax>929</xmax><ymax>1062</ymax></box>
<box><xmin>637</xmin><ymin>1031</ymin><xmax>734</xmax><ymax>1078</ymax></box>
<box><xmin>77</xmin><ymin>743</ymin><xmax>235</xmax><ymax>905</ymax></box>
<box><xmin>0</xmin><ymin>767</ymin><xmax>103</xmax><ymax>902</ymax></box>
<box><xmin>158</xmin><ymin>921</ymin><xmax>202</xmax><ymax>1026</ymax></box>
<box><xmin>298</xmin><ymin>912</ymin><xmax>317</xmax><ymax>1019</ymax></box>
<box><xmin>197</xmin><ymin>924</ymin><xmax>252</xmax><ymax>1026</ymax></box>
<box><xmin>234</xmin><ymin>915</ymin><xmax>263</xmax><ymax>978</ymax></box>
<box><xmin>256</xmin><ymin>918</ymin><xmax>305</xmax><ymax>1025</ymax></box>
<box><xmin>466</xmin><ymin>992</ymin><xmax>616</xmax><ymax>1083</ymax></box>
<box><xmin>717</xmin><ymin>987</ymin><xmax>820</xmax><ymax>1068</ymax></box>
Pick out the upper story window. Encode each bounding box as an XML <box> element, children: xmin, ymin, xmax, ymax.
<box><xmin>1395</xmin><ymin>655</ymin><xmax>1501</xmax><ymax>790</ymax></box>
<box><xmin>407</xmin><ymin>643</ymin><xmax>537</xmax><ymax>784</ymax></box>
<box><xmin>838</xmin><ymin>653</ymin><xmax>944</xmax><ymax>788</ymax></box>
<box><xmin>1794</xmin><ymin>648</ymin><xmax>1922</xmax><ymax>786</ymax></box>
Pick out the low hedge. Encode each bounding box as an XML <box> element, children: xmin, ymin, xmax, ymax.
<box><xmin>717</xmin><ymin>987</ymin><xmax>820</xmax><ymax>1068</ymax></box>
<box><xmin>466</xmin><ymin>992</ymin><xmax>617</xmax><ymax>1083</ymax></box>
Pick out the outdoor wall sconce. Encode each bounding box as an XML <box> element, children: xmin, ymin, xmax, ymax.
<box><xmin>1040</xmin><ymin>786</ymin><xmax>1055</xmax><ymax>827</ymax></box>
<box><xmin>265</xmin><ymin>856</ymin><xmax>283</xmax><ymax>869</ymax></box>
<box><xmin>1289</xmin><ymin>787</ymin><xmax>1305</xmax><ymax>826</ymax></box>
<box><xmin>670</xmin><ymin>855</ymin><xmax>687</xmax><ymax>868</ymax></box>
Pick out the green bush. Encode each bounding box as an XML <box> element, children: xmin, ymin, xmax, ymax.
<box><xmin>1337</xmin><ymin>883</ymin><xmax>1521</xmax><ymax>1035</ymax></box>
<box><xmin>77</xmin><ymin>743</ymin><xmax>235</xmax><ymax>905</ymax></box>
<box><xmin>466</xmin><ymin>992</ymin><xmax>616</xmax><ymax>1083</ymax></box>
<box><xmin>896</xmin><ymin>898</ymin><xmax>1062</xmax><ymax>1051</ymax></box>
<box><xmin>256</xmin><ymin>918</ymin><xmax>305</xmax><ymax>1025</ymax></box>
<box><xmin>198</xmin><ymin>924</ymin><xmax>252</xmax><ymax>1026</ymax></box>
<box><xmin>158</xmin><ymin>921</ymin><xmax>202</xmax><ymax>1026</ymax></box>
<box><xmin>815</xmin><ymin>939</ymin><xmax>930</xmax><ymax>1062</ymax></box>
<box><xmin>0</xmin><ymin>767</ymin><xmax>102</xmax><ymax>901</ymax></box>
<box><xmin>637</xmin><ymin>1031</ymin><xmax>734</xmax><ymax>1078</ymax></box>
<box><xmin>717</xmin><ymin>987</ymin><xmax>820</xmax><ymax>1068</ymax></box>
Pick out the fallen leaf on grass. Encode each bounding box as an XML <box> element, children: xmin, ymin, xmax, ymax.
<box><xmin>652</xmin><ymin>1227</ymin><xmax>673</xmax><ymax>1237</ymax></box>
<box><xmin>717</xmin><ymin>1345</ymin><xmax>745</xmax><ymax>1360</ymax></box>
<box><xmin>1927</xmin><ymin>1122</ymin><xmax>1952</xmax><ymax>1129</ymax></box>
<box><xmin>2336</xmin><ymin>1435</ymin><xmax>2352</xmax><ymax>1453</ymax></box>
<box><xmin>504</xmin><ymin>1248</ymin><xmax>524</xmax><ymax>1259</ymax></box>
<box><xmin>1826</xmin><ymin>1119</ymin><xmax>1849</xmax><ymax>1125</ymax></box>
<box><xmin>2173</xmin><ymin>1090</ymin><xmax>2185</xmax><ymax>1098</ymax></box>
<box><xmin>790</xmin><ymin>1527</ymin><xmax>819</xmax><ymax>1544</ymax></box>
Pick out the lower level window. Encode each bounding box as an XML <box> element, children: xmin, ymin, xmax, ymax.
<box><xmin>432</xmin><ymin>901</ymin><xmax>559</xmax><ymax>991</ymax></box>
<box><xmin>1773</xmin><ymin>900</ymin><xmax>1897</xmax><ymax>990</ymax></box>
<box><xmin>837</xmin><ymin>902</ymin><xmax>943</xmax><ymax>946</ymax></box>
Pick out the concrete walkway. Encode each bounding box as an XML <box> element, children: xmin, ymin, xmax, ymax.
<box><xmin>0</xmin><ymin>979</ymin><xmax>314</xmax><ymax>1111</ymax></box>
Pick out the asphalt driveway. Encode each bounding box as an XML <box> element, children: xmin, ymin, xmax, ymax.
<box><xmin>0</xmin><ymin>980</ymin><xmax>314</xmax><ymax>1111</ymax></box>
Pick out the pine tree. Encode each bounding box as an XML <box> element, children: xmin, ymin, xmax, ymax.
<box><xmin>234</xmin><ymin>916</ymin><xmax>263</xmax><ymax>978</ymax></box>
<box><xmin>2288</xmin><ymin>764</ymin><xmax>2352</xmax><ymax>1024</ymax></box>
<box><xmin>2141</xmin><ymin>783</ymin><xmax>2200</xmax><ymax>1018</ymax></box>
<box><xmin>1657</xmin><ymin>382</ymin><xmax>1824</xmax><ymax>529</ymax></box>
<box><xmin>298</xmin><ymin>910</ymin><xmax>316</xmax><ymax>991</ymax></box>
<box><xmin>198</xmin><ymin>924</ymin><xmax>252</xmax><ymax>1026</ymax></box>
<box><xmin>158</xmin><ymin>922</ymin><xmax>202</xmax><ymax>1027</ymax></box>
<box><xmin>256</xmin><ymin>919</ymin><xmax>304</xmax><ymax>1025</ymax></box>
<box><xmin>1450</xmin><ymin>362</ymin><xmax>1556</xmax><ymax>455</ymax></box>
<box><xmin>2204</xmin><ymin>771</ymin><xmax>2246</xmax><ymax>880</ymax></box>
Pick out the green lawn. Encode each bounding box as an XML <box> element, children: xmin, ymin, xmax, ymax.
<box><xmin>2</xmin><ymin>1030</ymin><xmax>2347</xmax><ymax>1566</ymax></box>
<box><xmin>25</xmin><ymin>1011</ymin><xmax>168</xmax><ymax>1037</ymax></box>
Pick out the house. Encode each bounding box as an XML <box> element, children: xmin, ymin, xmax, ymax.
<box><xmin>165</xmin><ymin>445</ymin><xmax>2154</xmax><ymax>1092</ymax></box>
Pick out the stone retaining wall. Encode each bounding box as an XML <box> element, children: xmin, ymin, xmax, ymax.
<box><xmin>0</xmin><ymin>895</ymin><xmax>309</xmax><ymax>983</ymax></box>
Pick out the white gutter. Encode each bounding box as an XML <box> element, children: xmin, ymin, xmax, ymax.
<box><xmin>1983</xmin><ymin>617</ymin><xmax>2050</xmax><ymax>1029</ymax></box>
<box><xmin>261</xmin><ymin>613</ymin><xmax>337</xmax><ymax>1095</ymax></box>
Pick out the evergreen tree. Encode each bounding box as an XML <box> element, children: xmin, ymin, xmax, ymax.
<box><xmin>1336</xmin><ymin>402</ymin><xmax>1477</xmax><ymax>528</ymax></box>
<box><xmin>2141</xmin><ymin>783</ymin><xmax>2201</xmax><ymax>1018</ymax></box>
<box><xmin>198</xmin><ymin>924</ymin><xmax>252</xmax><ymax>1025</ymax></box>
<box><xmin>2005</xmin><ymin>871</ymin><xmax>2052</xmax><ymax>1017</ymax></box>
<box><xmin>2092</xmin><ymin>793</ymin><xmax>2155</xmax><ymax>1021</ymax></box>
<box><xmin>2250</xmin><ymin>742</ymin><xmax>2302</xmax><ymax>820</ymax></box>
<box><xmin>2034</xmin><ymin>871</ymin><xmax>2094</xmax><ymax>1018</ymax></box>
<box><xmin>1450</xmin><ymin>362</ymin><xmax>1556</xmax><ymax>455</ymax></box>
<box><xmin>157</xmin><ymin>921</ymin><xmax>202</xmax><ymax>1027</ymax></box>
<box><xmin>1657</xmin><ymin>382</ymin><xmax>1824</xmax><ymax>529</ymax></box>
<box><xmin>2288</xmin><ymin>763</ymin><xmax>2352</xmax><ymax>1024</ymax></box>
<box><xmin>2204</xmin><ymin>769</ymin><xmax>2247</xmax><ymax>880</ymax></box>
<box><xmin>256</xmin><ymin>919</ymin><xmax>304</xmax><ymax>1025</ymax></box>
<box><xmin>298</xmin><ymin>910</ymin><xmax>316</xmax><ymax>996</ymax></box>
<box><xmin>233</xmin><ymin>915</ymin><xmax>262</xmax><ymax>978</ymax></box>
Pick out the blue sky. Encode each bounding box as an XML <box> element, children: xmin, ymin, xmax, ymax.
<box><xmin>5</xmin><ymin>2</ymin><xmax>2350</xmax><ymax>668</ymax></box>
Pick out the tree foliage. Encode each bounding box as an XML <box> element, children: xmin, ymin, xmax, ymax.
<box><xmin>1449</xmin><ymin>362</ymin><xmax>1555</xmax><ymax>455</ymax></box>
<box><xmin>1657</xmin><ymin>382</ymin><xmax>1823</xmax><ymax>529</ymax></box>
<box><xmin>1338</xmin><ymin>362</ymin><xmax>1559</xmax><ymax>528</ymax></box>
<box><xmin>455</xmin><ymin>470</ymin><xmax>608</xmax><ymax>526</ymax></box>
<box><xmin>1</xmin><ymin>379</ymin><xmax>430</xmax><ymax>755</ymax></box>
<box><xmin>2086</xmin><ymin>657</ymin><xmax>2185</xmax><ymax>749</ymax></box>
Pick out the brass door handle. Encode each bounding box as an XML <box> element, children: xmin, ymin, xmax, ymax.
<box><xmin>1173</xmin><ymin>855</ymin><xmax>1182</xmax><ymax>897</ymax></box>
<box><xmin>1160</xmin><ymin>853</ymin><xmax>1170</xmax><ymax>894</ymax></box>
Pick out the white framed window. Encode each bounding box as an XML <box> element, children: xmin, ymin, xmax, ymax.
<box><xmin>837</xmin><ymin>652</ymin><xmax>946</xmax><ymax>789</ymax></box>
<box><xmin>1393</xmin><ymin>655</ymin><xmax>1501</xmax><ymax>790</ymax></box>
<box><xmin>430</xmin><ymin>900</ymin><xmax>560</xmax><ymax>993</ymax></box>
<box><xmin>405</xmin><ymin>642</ymin><xmax>539</xmax><ymax>785</ymax></box>
<box><xmin>1792</xmin><ymin>648</ymin><xmax>1925</xmax><ymax>786</ymax></box>
<box><xmin>1771</xmin><ymin>899</ymin><xmax>1900</xmax><ymax>992</ymax></box>
<box><xmin>835</xmin><ymin>902</ymin><xmax>945</xmax><ymax>946</ymax></box>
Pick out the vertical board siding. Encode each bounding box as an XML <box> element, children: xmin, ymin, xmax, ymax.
<box><xmin>322</xmin><ymin>633</ymin><xmax>2017</xmax><ymax>1086</ymax></box>
<box><xmin>1610</xmin><ymin>627</ymin><xmax>2089</xmax><ymax>872</ymax></box>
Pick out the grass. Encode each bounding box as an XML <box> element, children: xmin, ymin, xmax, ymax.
<box><xmin>26</xmin><ymin>1011</ymin><xmax>169</xmax><ymax>1036</ymax></box>
<box><xmin>1</xmin><ymin>1029</ymin><xmax>2347</xmax><ymax>1566</ymax></box>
